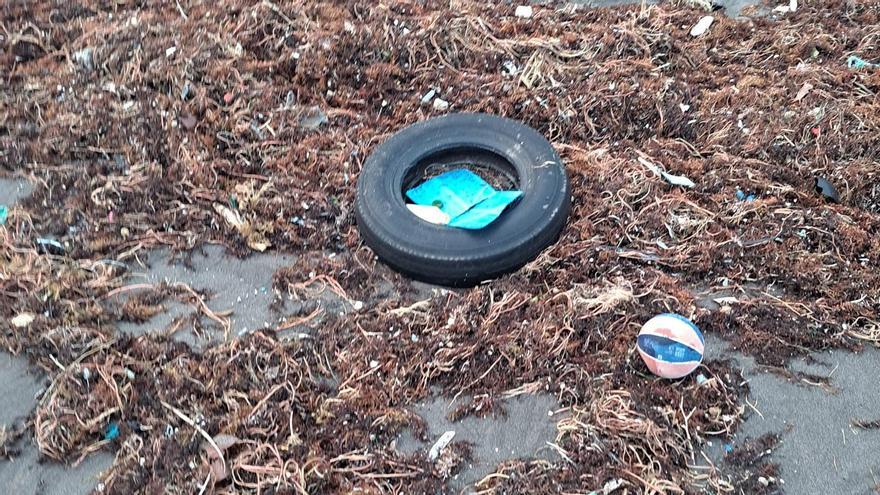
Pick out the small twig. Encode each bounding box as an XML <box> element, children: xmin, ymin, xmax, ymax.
<box><xmin>161</xmin><ymin>401</ymin><xmax>225</xmax><ymax>467</ymax></box>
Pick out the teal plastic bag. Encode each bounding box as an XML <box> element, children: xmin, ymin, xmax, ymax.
<box><xmin>405</xmin><ymin>169</ymin><xmax>522</xmax><ymax>229</ymax></box>
<box><xmin>406</xmin><ymin>169</ymin><xmax>495</xmax><ymax>219</ymax></box>
<box><xmin>448</xmin><ymin>190</ymin><xmax>522</xmax><ymax>229</ymax></box>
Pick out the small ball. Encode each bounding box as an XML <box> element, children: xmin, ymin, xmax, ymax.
<box><xmin>637</xmin><ymin>313</ymin><xmax>704</xmax><ymax>379</ymax></box>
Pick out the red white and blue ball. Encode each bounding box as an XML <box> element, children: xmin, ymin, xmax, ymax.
<box><xmin>637</xmin><ymin>313</ymin><xmax>704</xmax><ymax>379</ymax></box>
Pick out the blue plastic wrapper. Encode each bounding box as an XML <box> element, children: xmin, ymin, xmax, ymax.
<box><xmin>405</xmin><ymin>169</ymin><xmax>522</xmax><ymax>229</ymax></box>
<box><xmin>406</xmin><ymin>169</ymin><xmax>496</xmax><ymax>219</ymax></box>
<box><xmin>448</xmin><ymin>190</ymin><xmax>522</xmax><ymax>229</ymax></box>
<box><xmin>637</xmin><ymin>334</ymin><xmax>702</xmax><ymax>363</ymax></box>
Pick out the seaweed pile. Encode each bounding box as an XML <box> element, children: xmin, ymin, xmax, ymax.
<box><xmin>2</xmin><ymin>0</ymin><xmax>879</xmax><ymax>492</ymax></box>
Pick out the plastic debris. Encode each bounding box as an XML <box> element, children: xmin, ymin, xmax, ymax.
<box><xmin>299</xmin><ymin>105</ymin><xmax>328</xmax><ymax>130</ymax></box>
<box><xmin>420</xmin><ymin>88</ymin><xmax>436</xmax><ymax>105</ymax></box>
<box><xmin>36</xmin><ymin>237</ymin><xmax>65</xmax><ymax>255</ymax></box>
<box><xmin>432</xmin><ymin>97</ymin><xmax>449</xmax><ymax>111</ymax></box>
<box><xmin>104</xmin><ymin>422</ymin><xmax>120</xmax><ymax>441</ymax></box>
<box><xmin>638</xmin><ymin>157</ymin><xmax>696</xmax><ymax>188</ymax></box>
<box><xmin>724</xmin><ymin>443</ymin><xmax>734</xmax><ymax>454</ymax></box>
<box><xmin>405</xmin><ymin>169</ymin><xmax>522</xmax><ymax>229</ymax></box>
<box><xmin>815</xmin><ymin>177</ymin><xmax>840</xmax><ymax>203</ymax></box>
<box><xmin>11</xmin><ymin>313</ymin><xmax>35</xmax><ymax>328</ymax></box>
<box><xmin>515</xmin><ymin>5</ymin><xmax>533</xmax><ymax>18</ymax></box>
<box><xmin>794</xmin><ymin>82</ymin><xmax>813</xmax><ymax>102</ymax></box>
<box><xmin>847</xmin><ymin>55</ymin><xmax>878</xmax><ymax>70</ymax></box>
<box><xmin>428</xmin><ymin>431</ymin><xmax>455</xmax><ymax>460</ymax></box>
<box><xmin>406</xmin><ymin>204</ymin><xmax>450</xmax><ymax>225</ymax></box>
<box><xmin>690</xmin><ymin>16</ymin><xmax>714</xmax><ymax>37</ymax></box>
<box><xmin>637</xmin><ymin>314</ymin><xmax>704</xmax><ymax>379</ymax></box>
<box><xmin>73</xmin><ymin>47</ymin><xmax>94</xmax><ymax>71</ymax></box>
<box><xmin>773</xmin><ymin>0</ymin><xmax>797</xmax><ymax>13</ymax></box>
<box><xmin>695</xmin><ymin>373</ymin><xmax>708</xmax><ymax>385</ymax></box>
<box><xmin>735</xmin><ymin>189</ymin><xmax>755</xmax><ymax>201</ymax></box>
<box><xmin>0</xmin><ymin>204</ymin><xmax>7</xmax><ymax>225</ymax></box>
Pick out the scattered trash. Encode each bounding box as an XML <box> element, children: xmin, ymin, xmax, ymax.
<box><xmin>638</xmin><ymin>157</ymin><xmax>696</xmax><ymax>188</ymax></box>
<box><xmin>406</xmin><ymin>204</ymin><xmax>450</xmax><ymax>225</ymax></box>
<box><xmin>588</xmin><ymin>478</ymin><xmax>625</xmax><ymax>495</ymax></box>
<box><xmin>502</xmin><ymin>60</ymin><xmax>518</xmax><ymax>76</ymax></box>
<box><xmin>679</xmin><ymin>103</ymin><xmax>691</xmax><ymax>113</ymax></box>
<box><xmin>11</xmin><ymin>312</ymin><xmax>35</xmax><ymax>328</ymax></box>
<box><xmin>432</xmin><ymin>97</ymin><xmax>449</xmax><ymax>111</ymax></box>
<box><xmin>772</xmin><ymin>0</ymin><xmax>797</xmax><ymax>13</ymax></box>
<box><xmin>36</xmin><ymin>237</ymin><xmax>65</xmax><ymax>255</ymax></box>
<box><xmin>428</xmin><ymin>431</ymin><xmax>455</xmax><ymax>461</ymax></box>
<box><xmin>696</xmin><ymin>373</ymin><xmax>708</xmax><ymax>385</ymax></box>
<box><xmin>104</xmin><ymin>422</ymin><xmax>120</xmax><ymax>441</ymax></box>
<box><xmin>515</xmin><ymin>5</ymin><xmax>533</xmax><ymax>18</ymax></box>
<box><xmin>405</xmin><ymin>169</ymin><xmax>522</xmax><ymax>229</ymax></box>
<box><xmin>847</xmin><ymin>55</ymin><xmax>878</xmax><ymax>70</ymax></box>
<box><xmin>420</xmin><ymin>88</ymin><xmax>436</xmax><ymax>105</ymax></box>
<box><xmin>735</xmin><ymin>189</ymin><xmax>755</xmax><ymax>201</ymax></box>
<box><xmin>689</xmin><ymin>16</ymin><xmax>714</xmax><ymax>37</ymax></box>
<box><xmin>637</xmin><ymin>313</ymin><xmax>705</xmax><ymax>379</ymax></box>
<box><xmin>815</xmin><ymin>177</ymin><xmax>840</xmax><ymax>203</ymax></box>
<box><xmin>82</xmin><ymin>367</ymin><xmax>91</xmax><ymax>382</ymax></box>
<box><xmin>0</xmin><ymin>204</ymin><xmax>7</xmax><ymax>225</ymax></box>
<box><xmin>794</xmin><ymin>82</ymin><xmax>813</xmax><ymax>102</ymax></box>
<box><xmin>73</xmin><ymin>47</ymin><xmax>94</xmax><ymax>71</ymax></box>
<box><xmin>298</xmin><ymin>105</ymin><xmax>328</xmax><ymax>130</ymax></box>
<box><xmin>724</xmin><ymin>443</ymin><xmax>734</xmax><ymax>454</ymax></box>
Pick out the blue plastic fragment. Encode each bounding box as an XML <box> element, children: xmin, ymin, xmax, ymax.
<box><xmin>735</xmin><ymin>190</ymin><xmax>745</xmax><ymax>201</ymax></box>
<box><xmin>448</xmin><ymin>190</ymin><xmax>523</xmax><ymax>229</ymax></box>
<box><xmin>104</xmin><ymin>422</ymin><xmax>120</xmax><ymax>441</ymax></box>
<box><xmin>405</xmin><ymin>169</ymin><xmax>522</xmax><ymax>229</ymax></box>
<box><xmin>0</xmin><ymin>205</ymin><xmax>7</xmax><ymax>225</ymax></box>
<box><xmin>637</xmin><ymin>334</ymin><xmax>702</xmax><ymax>363</ymax></box>
<box><xmin>724</xmin><ymin>444</ymin><xmax>734</xmax><ymax>454</ymax></box>
<box><xmin>847</xmin><ymin>55</ymin><xmax>877</xmax><ymax>69</ymax></box>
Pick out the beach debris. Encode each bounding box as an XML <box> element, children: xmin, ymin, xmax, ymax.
<box><xmin>638</xmin><ymin>157</ymin><xmax>696</xmax><ymax>188</ymax></box>
<box><xmin>794</xmin><ymin>82</ymin><xmax>813</xmax><ymax>102</ymax></box>
<box><xmin>432</xmin><ymin>97</ymin><xmax>449</xmax><ymax>111</ymax></box>
<box><xmin>406</xmin><ymin>204</ymin><xmax>450</xmax><ymax>225</ymax></box>
<box><xmin>502</xmin><ymin>60</ymin><xmax>518</xmax><ymax>76</ymax></box>
<box><xmin>420</xmin><ymin>88</ymin><xmax>436</xmax><ymax>105</ymax></box>
<box><xmin>298</xmin><ymin>105</ymin><xmax>328</xmax><ymax>130</ymax></box>
<box><xmin>428</xmin><ymin>431</ymin><xmax>455</xmax><ymax>461</ymax></box>
<box><xmin>406</xmin><ymin>169</ymin><xmax>522</xmax><ymax>229</ymax></box>
<box><xmin>36</xmin><ymin>237</ymin><xmax>65</xmax><ymax>255</ymax></box>
<box><xmin>589</xmin><ymin>478</ymin><xmax>625</xmax><ymax>495</ymax></box>
<box><xmin>637</xmin><ymin>313</ymin><xmax>705</xmax><ymax>379</ymax></box>
<box><xmin>104</xmin><ymin>422</ymin><xmax>120</xmax><ymax>441</ymax></box>
<box><xmin>847</xmin><ymin>55</ymin><xmax>878</xmax><ymax>70</ymax></box>
<box><xmin>815</xmin><ymin>177</ymin><xmax>840</xmax><ymax>203</ymax></box>
<box><xmin>724</xmin><ymin>443</ymin><xmax>734</xmax><ymax>454</ymax></box>
<box><xmin>689</xmin><ymin>16</ymin><xmax>714</xmax><ymax>37</ymax></box>
<box><xmin>0</xmin><ymin>205</ymin><xmax>7</xmax><ymax>225</ymax></box>
<box><xmin>735</xmin><ymin>189</ymin><xmax>755</xmax><ymax>201</ymax></box>
<box><xmin>696</xmin><ymin>373</ymin><xmax>708</xmax><ymax>385</ymax></box>
<box><xmin>11</xmin><ymin>312</ymin><xmax>35</xmax><ymax>328</ymax></box>
<box><xmin>515</xmin><ymin>6</ymin><xmax>533</xmax><ymax>18</ymax></box>
<box><xmin>203</xmin><ymin>433</ymin><xmax>240</xmax><ymax>482</ymax></box>
<box><xmin>773</xmin><ymin>0</ymin><xmax>797</xmax><ymax>13</ymax></box>
<box><xmin>73</xmin><ymin>47</ymin><xmax>94</xmax><ymax>71</ymax></box>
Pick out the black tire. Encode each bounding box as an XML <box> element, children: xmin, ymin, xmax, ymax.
<box><xmin>355</xmin><ymin>113</ymin><xmax>570</xmax><ymax>287</ymax></box>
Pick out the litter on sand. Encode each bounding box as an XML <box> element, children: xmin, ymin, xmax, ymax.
<box><xmin>638</xmin><ymin>157</ymin><xmax>696</xmax><ymax>188</ymax></box>
<box><xmin>428</xmin><ymin>431</ymin><xmax>456</xmax><ymax>461</ymax></box>
<box><xmin>0</xmin><ymin>205</ymin><xmax>7</xmax><ymax>225</ymax></box>
<box><xmin>405</xmin><ymin>169</ymin><xmax>522</xmax><ymax>229</ymax></box>
<box><xmin>689</xmin><ymin>16</ymin><xmax>714</xmax><ymax>37</ymax></box>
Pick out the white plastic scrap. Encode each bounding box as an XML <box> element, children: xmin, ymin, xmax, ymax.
<box><xmin>514</xmin><ymin>5</ymin><xmax>533</xmax><ymax>18</ymax></box>
<box><xmin>794</xmin><ymin>82</ymin><xmax>813</xmax><ymax>102</ymax></box>
<box><xmin>689</xmin><ymin>16</ymin><xmax>714</xmax><ymax>37</ymax></box>
<box><xmin>420</xmin><ymin>88</ymin><xmax>436</xmax><ymax>105</ymax></box>
<box><xmin>432</xmin><ymin>97</ymin><xmax>449</xmax><ymax>111</ymax></box>
<box><xmin>637</xmin><ymin>157</ymin><xmax>696</xmax><ymax>188</ymax></box>
<box><xmin>773</xmin><ymin>0</ymin><xmax>797</xmax><ymax>13</ymax></box>
<box><xmin>11</xmin><ymin>313</ymin><xmax>35</xmax><ymax>328</ymax></box>
<box><xmin>406</xmin><ymin>204</ymin><xmax>450</xmax><ymax>225</ymax></box>
<box><xmin>428</xmin><ymin>431</ymin><xmax>456</xmax><ymax>461</ymax></box>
